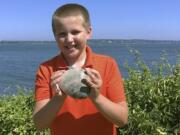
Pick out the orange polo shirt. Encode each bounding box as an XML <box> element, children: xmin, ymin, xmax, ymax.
<box><xmin>35</xmin><ymin>45</ymin><xmax>126</xmax><ymax>135</ymax></box>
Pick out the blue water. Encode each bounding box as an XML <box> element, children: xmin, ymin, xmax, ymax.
<box><xmin>0</xmin><ymin>40</ymin><xmax>180</xmax><ymax>94</ymax></box>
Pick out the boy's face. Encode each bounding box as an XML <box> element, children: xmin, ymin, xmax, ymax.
<box><xmin>54</xmin><ymin>15</ymin><xmax>92</xmax><ymax>61</ymax></box>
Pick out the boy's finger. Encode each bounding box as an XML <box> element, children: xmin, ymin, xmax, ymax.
<box><xmin>51</xmin><ymin>70</ymin><xmax>66</xmax><ymax>81</ymax></box>
<box><xmin>50</xmin><ymin>76</ymin><xmax>61</xmax><ymax>87</ymax></box>
<box><xmin>56</xmin><ymin>84</ymin><xmax>62</xmax><ymax>96</ymax></box>
<box><xmin>85</xmin><ymin>68</ymin><xmax>101</xmax><ymax>80</ymax></box>
<box><xmin>84</xmin><ymin>78</ymin><xmax>94</xmax><ymax>88</ymax></box>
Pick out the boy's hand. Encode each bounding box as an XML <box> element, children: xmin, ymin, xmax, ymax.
<box><xmin>84</xmin><ymin>68</ymin><xmax>103</xmax><ymax>99</ymax></box>
<box><xmin>51</xmin><ymin>70</ymin><xmax>66</xmax><ymax>96</ymax></box>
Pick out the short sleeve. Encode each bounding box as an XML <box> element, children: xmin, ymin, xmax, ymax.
<box><xmin>34</xmin><ymin>65</ymin><xmax>52</xmax><ymax>101</ymax></box>
<box><xmin>106</xmin><ymin>58</ymin><xmax>126</xmax><ymax>103</ymax></box>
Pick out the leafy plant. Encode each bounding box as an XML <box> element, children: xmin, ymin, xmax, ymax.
<box><xmin>118</xmin><ymin>50</ymin><xmax>180</xmax><ymax>135</ymax></box>
<box><xmin>0</xmin><ymin>88</ymin><xmax>49</xmax><ymax>135</ymax></box>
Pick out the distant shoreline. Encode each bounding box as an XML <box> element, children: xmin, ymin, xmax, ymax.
<box><xmin>1</xmin><ymin>39</ymin><xmax>180</xmax><ymax>43</ymax></box>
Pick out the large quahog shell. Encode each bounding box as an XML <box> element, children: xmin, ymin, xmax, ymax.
<box><xmin>59</xmin><ymin>68</ymin><xmax>90</xmax><ymax>99</ymax></box>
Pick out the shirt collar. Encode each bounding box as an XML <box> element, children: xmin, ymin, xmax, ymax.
<box><xmin>83</xmin><ymin>45</ymin><xmax>94</xmax><ymax>68</ymax></box>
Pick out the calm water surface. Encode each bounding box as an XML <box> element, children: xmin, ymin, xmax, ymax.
<box><xmin>0</xmin><ymin>40</ymin><xmax>180</xmax><ymax>94</ymax></box>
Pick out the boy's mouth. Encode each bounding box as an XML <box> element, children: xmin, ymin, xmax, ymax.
<box><xmin>65</xmin><ymin>44</ymin><xmax>78</xmax><ymax>49</ymax></box>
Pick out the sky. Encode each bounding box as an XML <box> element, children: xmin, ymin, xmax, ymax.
<box><xmin>0</xmin><ymin>0</ymin><xmax>180</xmax><ymax>41</ymax></box>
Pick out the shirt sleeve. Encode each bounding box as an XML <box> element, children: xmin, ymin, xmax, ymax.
<box><xmin>34</xmin><ymin>64</ymin><xmax>53</xmax><ymax>101</ymax></box>
<box><xmin>106</xmin><ymin>58</ymin><xmax>126</xmax><ymax>103</ymax></box>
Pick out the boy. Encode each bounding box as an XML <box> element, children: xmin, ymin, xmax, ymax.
<box><xmin>33</xmin><ymin>3</ymin><xmax>128</xmax><ymax>135</ymax></box>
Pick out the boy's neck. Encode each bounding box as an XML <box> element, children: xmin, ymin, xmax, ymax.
<box><xmin>66</xmin><ymin>51</ymin><xmax>87</xmax><ymax>68</ymax></box>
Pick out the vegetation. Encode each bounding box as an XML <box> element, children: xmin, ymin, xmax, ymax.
<box><xmin>0</xmin><ymin>89</ymin><xmax>49</xmax><ymax>135</ymax></box>
<box><xmin>118</xmin><ymin>50</ymin><xmax>180</xmax><ymax>135</ymax></box>
<box><xmin>0</xmin><ymin>51</ymin><xmax>179</xmax><ymax>135</ymax></box>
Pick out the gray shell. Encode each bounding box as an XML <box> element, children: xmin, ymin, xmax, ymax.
<box><xmin>59</xmin><ymin>68</ymin><xmax>90</xmax><ymax>99</ymax></box>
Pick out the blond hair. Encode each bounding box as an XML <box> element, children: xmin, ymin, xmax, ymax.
<box><xmin>52</xmin><ymin>3</ymin><xmax>91</xmax><ymax>34</ymax></box>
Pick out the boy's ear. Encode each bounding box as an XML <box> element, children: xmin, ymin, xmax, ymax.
<box><xmin>87</xmin><ymin>27</ymin><xmax>92</xmax><ymax>39</ymax></box>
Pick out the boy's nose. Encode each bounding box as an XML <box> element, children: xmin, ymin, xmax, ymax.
<box><xmin>66</xmin><ymin>34</ymin><xmax>73</xmax><ymax>42</ymax></box>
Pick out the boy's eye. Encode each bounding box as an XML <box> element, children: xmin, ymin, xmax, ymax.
<box><xmin>71</xmin><ymin>30</ymin><xmax>80</xmax><ymax>35</ymax></box>
<box><xmin>57</xmin><ymin>32</ymin><xmax>66</xmax><ymax>37</ymax></box>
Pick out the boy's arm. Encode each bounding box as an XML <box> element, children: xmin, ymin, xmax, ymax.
<box><xmin>90</xmin><ymin>94</ymin><xmax>128</xmax><ymax>127</ymax></box>
<box><xmin>85</xmin><ymin>68</ymin><xmax>128</xmax><ymax>127</ymax></box>
<box><xmin>33</xmin><ymin>70</ymin><xmax>66</xmax><ymax>131</ymax></box>
<box><xmin>33</xmin><ymin>94</ymin><xmax>66</xmax><ymax>131</ymax></box>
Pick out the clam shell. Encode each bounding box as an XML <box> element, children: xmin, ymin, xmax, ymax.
<box><xmin>59</xmin><ymin>68</ymin><xmax>90</xmax><ymax>99</ymax></box>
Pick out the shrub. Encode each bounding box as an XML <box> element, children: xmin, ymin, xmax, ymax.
<box><xmin>118</xmin><ymin>51</ymin><xmax>180</xmax><ymax>135</ymax></box>
<box><xmin>0</xmin><ymin>89</ymin><xmax>49</xmax><ymax>135</ymax></box>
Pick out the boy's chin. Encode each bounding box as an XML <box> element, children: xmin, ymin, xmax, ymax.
<box><xmin>63</xmin><ymin>48</ymin><xmax>85</xmax><ymax>60</ymax></box>
<box><xmin>65</xmin><ymin>52</ymin><xmax>80</xmax><ymax>59</ymax></box>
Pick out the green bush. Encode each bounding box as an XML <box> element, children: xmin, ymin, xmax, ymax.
<box><xmin>118</xmin><ymin>51</ymin><xmax>180</xmax><ymax>135</ymax></box>
<box><xmin>0</xmin><ymin>51</ymin><xmax>179</xmax><ymax>135</ymax></box>
<box><xmin>0</xmin><ymin>89</ymin><xmax>49</xmax><ymax>135</ymax></box>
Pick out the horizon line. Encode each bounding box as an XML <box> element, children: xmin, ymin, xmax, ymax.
<box><xmin>1</xmin><ymin>39</ymin><xmax>180</xmax><ymax>42</ymax></box>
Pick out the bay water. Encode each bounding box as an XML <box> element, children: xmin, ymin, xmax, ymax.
<box><xmin>0</xmin><ymin>40</ymin><xmax>180</xmax><ymax>94</ymax></box>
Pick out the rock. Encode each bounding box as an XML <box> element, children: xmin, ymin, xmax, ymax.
<box><xmin>59</xmin><ymin>68</ymin><xmax>90</xmax><ymax>99</ymax></box>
